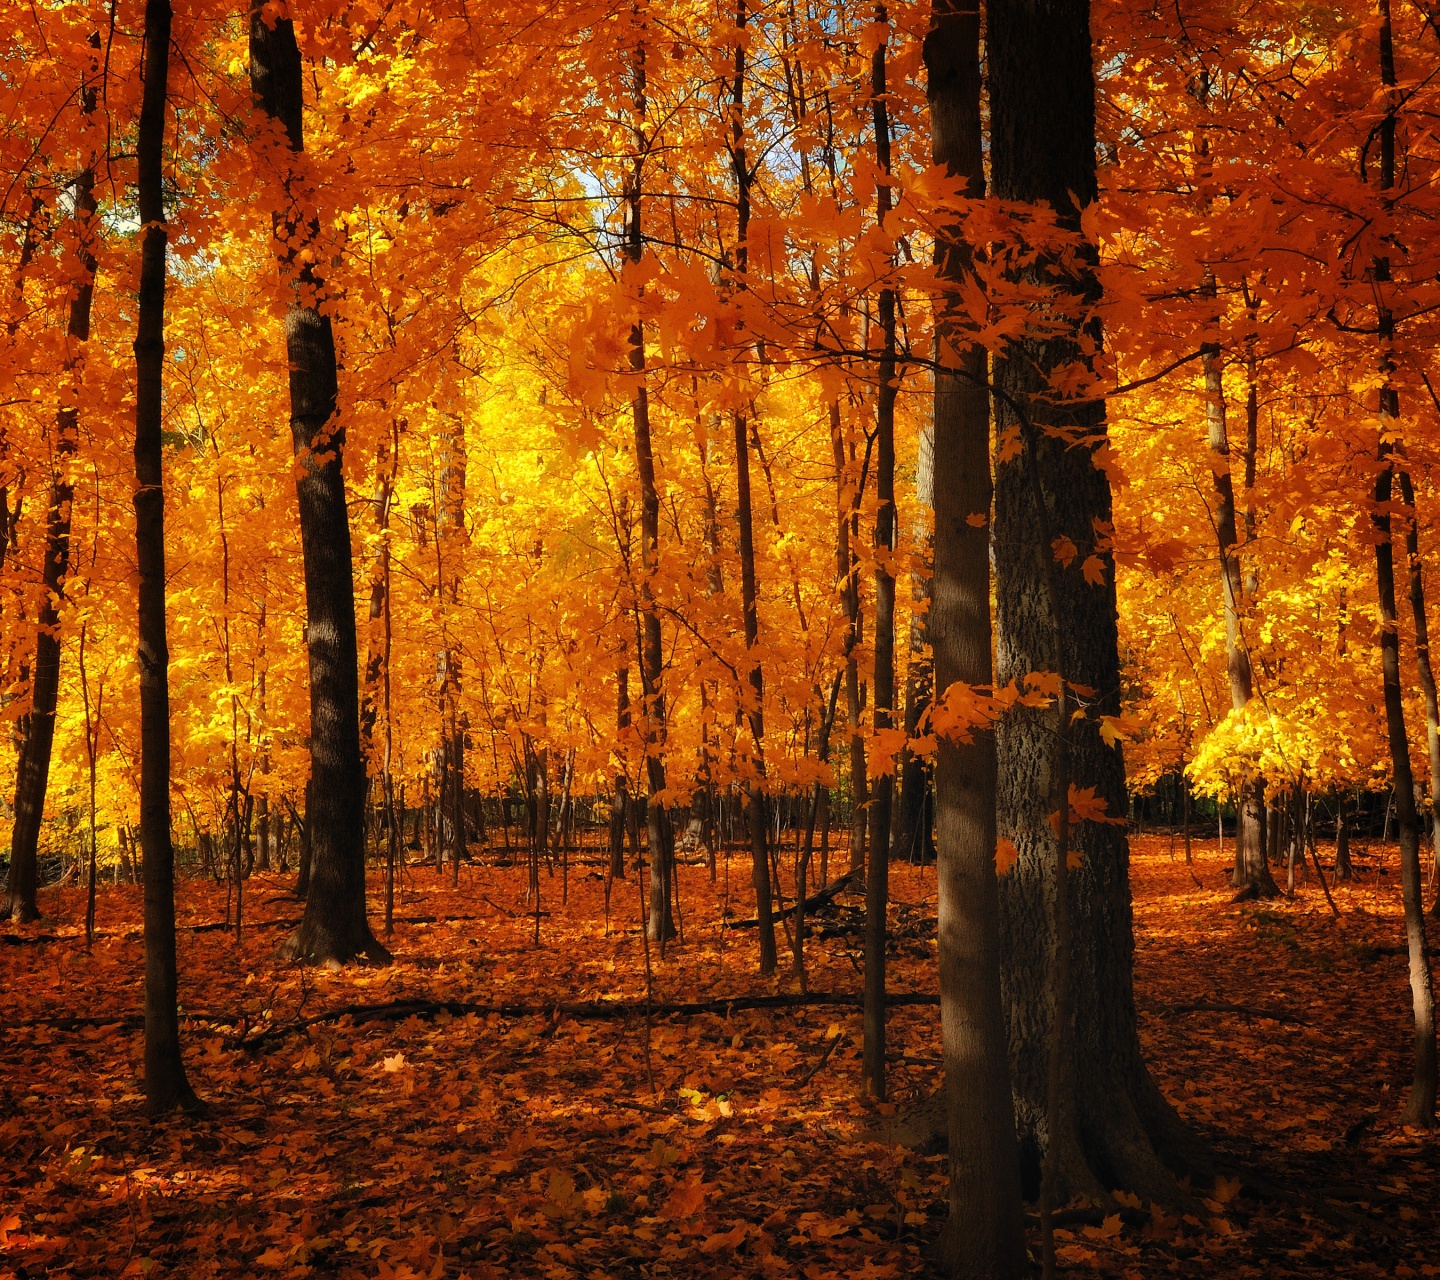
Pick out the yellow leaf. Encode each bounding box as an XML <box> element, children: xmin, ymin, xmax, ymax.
<box><xmin>381</xmin><ymin>1053</ymin><xmax>407</xmax><ymax>1073</ymax></box>
<box><xmin>1098</xmin><ymin>715</ymin><xmax>1128</xmax><ymax>748</ymax></box>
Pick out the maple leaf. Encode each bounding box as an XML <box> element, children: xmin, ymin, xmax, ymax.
<box><xmin>701</xmin><ymin>1223</ymin><xmax>748</xmax><ymax>1252</ymax></box>
<box><xmin>381</xmin><ymin>1053</ymin><xmax>407</xmax><ymax>1073</ymax></box>
<box><xmin>662</xmin><ymin>1178</ymin><xmax>707</xmax><ymax>1220</ymax></box>
<box><xmin>1098</xmin><ymin>715</ymin><xmax>1131</xmax><ymax>748</ymax></box>
<box><xmin>1081</xmin><ymin>555</ymin><xmax>1107</xmax><ymax>586</ymax></box>
<box><xmin>995</xmin><ymin>837</ymin><xmax>1021</xmax><ymax>877</ymax></box>
<box><xmin>1052</xmin><ymin>535</ymin><xmax>1079</xmax><ymax>567</ymax></box>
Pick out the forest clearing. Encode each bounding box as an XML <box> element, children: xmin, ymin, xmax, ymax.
<box><xmin>6</xmin><ymin>0</ymin><xmax>1440</xmax><ymax>1275</ymax></box>
<box><xmin>2</xmin><ymin>835</ymin><xmax>1437</xmax><ymax>1279</ymax></box>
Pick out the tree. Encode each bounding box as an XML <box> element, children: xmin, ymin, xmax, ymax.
<box><xmin>925</xmin><ymin>0</ymin><xmax>1027</xmax><ymax>1271</ymax></box>
<box><xmin>2</xmin><ymin>47</ymin><xmax>98</xmax><ymax>925</ymax></box>
<box><xmin>1367</xmin><ymin>0</ymin><xmax>1435</xmax><ymax>1126</ymax></box>
<box><xmin>134</xmin><ymin>0</ymin><xmax>199</xmax><ymax>1116</ymax></box>
<box><xmin>249</xmin><ymin>0</ymin><xmax>388</xmax><ymax>966</ymax></box>
<box><xmin>989</xmin><ymin>0</ymin><xmax>1206</xmax><ymax>1200</ymax></box>
<box><xmin>622</xmin><ymin>22</ymin><xmax>675</xmax><ymax>948</ymax></box>
<box><xmin>862</xmin><ymin>7</ymin><xmax>899</xmax><ymax>1100</ymax></box>
<box><xmin>727</xmin><ymin>0</ymin><xmax>778</xmax><ymax>975</ymax></box>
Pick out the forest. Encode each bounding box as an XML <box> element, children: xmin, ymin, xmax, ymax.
<box><xmin>1</xmin><ymin>0</ymin><xmax>1439</xmax><ymax>1275</ymax></box>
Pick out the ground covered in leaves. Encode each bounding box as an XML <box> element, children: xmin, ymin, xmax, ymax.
<box><xmin>1</xmin><ymin>833</ymin><xmax>1437</xmax><ymax>1277</ymax></box>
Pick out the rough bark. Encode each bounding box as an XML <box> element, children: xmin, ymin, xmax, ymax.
<box><xmin>926</xmin><ymin>1</ymin><xmax>1027</xmax><ymax>1269</ymax></box>
<box><xmin>989</xmin><ymin>0</ymin><xmax>1207</xmax><ymax>1201</ymax></box>
<box><xmin>250</xmin><ymin>1</ymin><xmax>387</xmax><ymax>966</ymax></box>
<box><xmin>134</xmin><ymin>0</ymin><xmax>198</xmax><ymax>1115</ymax></box>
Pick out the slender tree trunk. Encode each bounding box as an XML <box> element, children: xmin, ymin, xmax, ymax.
<box><xmin>1398</xmin><ymin>471</ymin><xmax>1440</xmax><ymax>914</ymax></box>
<box><xmin>1201</xmin><ymin>277</ymin><xmax>1274</xmax><ymax>899</ymax></box>
<box><xmin>2</xmin><ymin>100</ymin><xmax>98</xmax><ymax>925</ymax></box>
<box><xmin>611</xmin><ymin>665</ymin><xmax>630</xmax><ymax>881</ymax></box>
<box><xmin>1335</xmin><ymin>793</ymin><xmax>1353</xmax><ymax>879</ymax></box>
<box><xmin>250</xmin><ymin>2</ymin><xmax>387</xmax><ymax>965</ymax></box>
<box><xmin>831</xmin><ymin>405</ymin><xmax>869</xmax><ymax>875</ymax></box>
<box><xmin>624</xmin><ymin>30</ymin><xmax>674</xmax><ymax>947</ymax></box>
<box><xmin>897</xmin><ymin>426</ymin><xmax>935</xmax><ymax>864</ymax></box>
<box><xmin>134</xmin><ymin>0</ymin><xmax>197</xmax><ymax>1115</ymax></box>
<box><xmin>926</xmin><ymin>2</ymin><xmax>1026</xmax><ymax>1269</ymax></box>
<box><xmin>1369</xmin><ymin>0</ymin><xmax>1436</xmax><ymax>1124</ymax></box>
<box><xmin>729</xmin><ymin>1</ymin><xmax>777</xmax><ymax>975</ymax></box>
<box><xmin>989</xmin><ymin>0</ymin><xmax>1207</xmax><ymax>1200</ymax></box>
<box><xmin>863</xmin><ymin>12</ymin><xmax>899</xmax><ymax>1099</ymax></box>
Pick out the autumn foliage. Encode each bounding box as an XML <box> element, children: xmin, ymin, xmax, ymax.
<box><xmin>3</xmin><ymin>0</ymin><xmax>1440</xmax><ymax>1274</ymax></box>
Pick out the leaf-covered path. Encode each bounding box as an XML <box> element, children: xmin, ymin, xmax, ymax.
<box><xmin>1</xmin><ymin>835</ymin><xmax>1436</xmax><ymax>1277</ymax></box>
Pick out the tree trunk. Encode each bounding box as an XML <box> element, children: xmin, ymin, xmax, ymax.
<box><xmin>863</xmin><ymin>16</ymin><xmax>899</xmax><ymax>1099</ymax></box>
<box><xmin>897</xmin><ymin>426</ymin><xmax>935</xmax><ymax>865</ymax></box>
<box><xmin>294</xmin><ymin>779</ymin><xmax>313</xmax><ymax>898</ymax></box>
<box><xmin>250</xmin><ymin>1</ymin><xmax>387</xmax><ymax>966</ymax></box>
<box><xmin>926</xmin><ymin>1</ymin><xmax>1027</xmax><ymax>1269</ymax></box>
<box><xmin>727</xmin><ymin>2</ymin><xmax>777</xmax><ymax>975</ymax></box>
<box><xmin>1397</xmin><ymin>471</ymin><xmax>1440</xmax><ymax>915</ymax></box>
<box><xmin>989</xmin><ymin>0</ymin><xmax>1207</xmax><ymax>1201</ymax></box>
<box><xmin>624</xmin><ymin>31</ymin><xmax>674</xmax><ymax>947</ymax></box>
<box><xmin>1369</xmin><ymin>0</ymin><xmax>1436</xmax><ymax>1125</ymax></box>
<box><xmin>825</xmin><ymin>404</ymin><xmax>869</xmax><ymax>877</ymax></box>
<box><xmin>134</xmin><ymin>0</ymin><xmax>198</xmax><ymax>1115</ymax></box>
<box><xmin>611</xmin><ymin>668</ymin><xmax>630</xmax><ymax>882</ymax></box>
<box><xmin>1201</xmin><ymin>276</ymin><xmax>1275</xmax><ymax>899</ymax></box>
<box><xmin>2</xmin><ymin>97</ymin><xmax>98</xmax><ymax>925</ymax></box>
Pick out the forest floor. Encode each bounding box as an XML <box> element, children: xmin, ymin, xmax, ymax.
<box><xmin>1</xmin><ymin>832</ymin><xmax>1438</xmax><ymax>1278</ymax></box>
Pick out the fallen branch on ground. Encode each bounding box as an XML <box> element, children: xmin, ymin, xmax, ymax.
<box><xmin>232</xmin><ymin>990</ymin><xmax>940</xmax><ymax>1050</ymax></box>
<box><xmin>727</xmin><ymin>870</ymin><xmax>860</xmax><ymax>929</ymax></box>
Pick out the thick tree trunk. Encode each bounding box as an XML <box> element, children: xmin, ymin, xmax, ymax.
<box><xmin>926</xmin><ymin>2</ymin><xmax>1027</xmax><ymax>1270</ymax></box>
<box><xmin>134</xmin><ymin>0</ymin><xmax>197</xmax><ymax>1116</ymax></box>
<box><xmin>989</xmin><ymin>0</ymin><xmax>1206</xmax><ymax>1201</ymax></box>
<box><xmin>2</xmin><ymin>128</ymin><xmax>97</xmax><ymax>925</ymax></box>
<box><xmin>863</xmin><ymin>19</ymin><xmax>898</xmax><ymax>1099</ymax></box>
<box><xmin>250</xmin><ymin>2</ymin><xmax>387</xmax><ymax>966</ymax></box>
